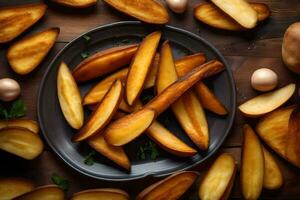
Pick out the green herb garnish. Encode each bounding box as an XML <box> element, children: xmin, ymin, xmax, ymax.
<box><xmin>141</xmin><ymin>94</ymin><xmax>154</xmax><ymax>103</ymax></box>
<box><xmin>83</xmin><ymin>35</ymin><xmax>91</xmax><ymax>43</ymax></box>
<box><xmin>51</xmin><ymin>173</ymin><xmax>70</xmax><ymax>191</ymax></box>
<box><xmin>81</xmin><ymin>52</ymin><xmax>89</xmax><ymax>59</ymax></box>
<box><xmin>137</xmin><ymin>140</ymin><xmax>160</xmax><ymax>160</ymax></box>
<box><xmin>0</xmin><ymin>100</ymin><xmax>26</xmax><ymax>119</ymax></box>
<box><xmin>84</xmin><ymin>150</ymin><xmax>96</xmax><ymax>166</ymax></box>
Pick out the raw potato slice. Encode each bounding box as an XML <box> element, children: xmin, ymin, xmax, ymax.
<box><xmin>73</xmin><ymin>44</ymin><xmax>138</xmax><ymax>82</ymax></box>
<box><xmin>211</xmin><ymin>0</ymin><xmax>258</xmax><ymax>29</ymax></box>
<box><xmin>256</xmin><ymin>106</ymin><xmax>300</xmax><ymax>168</ymax></box>
<box><xmin>0</xmin><ymin>119</ymin><xmax>39</xmax><ymax>134</ymax></box>
<box><xmin>156</xmin><ymin>41</ymin><xmax>208</xmax><ymax>150</ymax></box>
<box><xmin>0</xmin><ymin>128</ymin><xmax>44</xmax><ymax>160</ymax></box>
<box><xmin>241</xmin><ymin>124</ymin><xmax>264</xmax><ymax>200</ymax></box>
<box><xmin>146</xmin><ymin>121</ymin><xmax>197</xmax><ymax>157</ymax></box>
<box><xmin>73</xmin><ymin>80</ymin><xmax>123</xmax><ymax>142</ymax></box>
<box><xmin>88</xmin><ymin>134</ymin><xmax>130</xmax><ymax>170</ymax></box>
<box><xmin>57</xmin><ymin>62</ymin><xmax>84</xmax><ymax>129</ymax></box>
<box><xmin>198</xmin><ymin>153</ymin><xmax>237</xmax><ymax>200</ymax></box>
<box><xmin>239</xmin><ymin>83</ymin><xmax>296</xmax><ymax>117</ymax></box>
<box><xmin>144</xmin><ymin>53</ymin><xmax>160</xmax><ymax>89</ymax></box>
<box><xmin>194</xmin><ymin>3</ymin><xmax>271</xmax><ymax>31</ymax></box>
<box><xmin>126</xmin><ymin>31</ymin><xmax>161</xmax><ymax>105</ymax></box>
<box><xmin>14</xmin><ymin>185</ymin><xmax>64</xmax><ymax>200</ymax></box>
<box><xmin>71</xmin><ymin>188</ymin><xmax>129</xmax><ymax>200</ymax></box>
<box><xmin>194</xmin><ymin>82</ymin><xmax>228</xmax><ymax>115</ymax></box>
<box><xmin>103</xmin><ymin>0</ymin><xmax>169</xmax><ymax>24</ymax></box>
<box><xmin>0</xmin><ymin>3</ymin><xmax>47</xmax><ymax>43</ymax></box>
<box><xmin>7</xmin><ymin>28</ymin><xmax>59</xmax><ymax>75</ymax></box>
<box><xmin>52</xmin><ymin>0</ymin><xmax>97</xmax><ymax>8</ymax></box>
<box><xmin>104</xmin><ymin>108</ymin><xmax>156</xmax><ymax>146</ymax></box>
<box><xmin>136</xmin><ymin>171</ymin><xmax>198</xmax><ymax>200</ymax></box>
<box><xmin>105</xmin><ymin>60</ymin><xmax>224</xmax><ymax>146</ymax></box>
<box><xmin>0</xmin><ymin>178</ymin><xmax>34</xmax><ymax>200</ymax></box>
<box><xmin>263</xmin><ymin>147</ymin><xmax>283</xmax><ymax>190</ymax></box>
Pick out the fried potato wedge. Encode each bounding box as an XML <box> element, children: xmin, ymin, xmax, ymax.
<box><xmin>52</xmin><ymin>0</ymin><xmax>96</xmax><ymax>8</ymax></box>
<box><xmin>211</xmin><ymin>0</ymin><xmax>258</xmax><ymax>29</ymax></box>
<box><xmin>126</xmin><ymin>31</ymin><xmax>161</xmax><ymax>105</ymax></box>
<box><xmin>0</xmin><ymin>178</ymin><xmax>34</xmax><ymax>200</ymax></box>
<box><xmin>104</xmin><ymin>108</ymin><xmax>156</xmax><ymax>146</ymax></box>
<box><xmin>0</xmin><ymin>3</ymin><xmax>47</xmax><ymax>43</ymax></box>
<box><xmin>57</xmin><ymin>62</ymin><xmax>84</xmax><ymax>129</ymax></box>
<box><xmin>146</xmin><ymin>121</ymin><xmax>197</xmax><ymax>157</ymax></box>
<box><xmin>263</xmin><ymin>147</ymin><xmax>283</xmax><ymax>190</ymax></box>
<box><xmin>7</xmin><ymin>28</ymin><xmax>59</xmax><ymax>75</ymax></box>
<box><xmin>71</xmin><ymin>188</ymin><xmax>129</xmax><ymax>200</ymax></box>
<box><xmin>73</xmin><ymin>44</ymin><xmax>138</xmax><ymax>82</ymax></box>
<box><xmin>88</xmin><ymin>134</ymin><xmax>130</xmax><ymax>170</ymax></box>
<box><xmin>194</xmin><ymin>3</ymin><xmax>271</xmax><ymax>31</ymax></box>
<box><xmin>156</xmin><ymin>41</ymin><xmax>208</xmax><ymax>150</ymax></box>
<box><xmin>239</xmin><ymin>83</ymin><xmax>295</xmax><ymax>117</ymax></box>
<box><xmin>0</xmin><ymin>119</ymin><xmax>39</xmax><ymax>134</ymax></box>
<box><xmin>105</xmin><ymin>60</ymin><xmax>224</xmax><ymax>146</ymax></box>
<box><xmin>194</xmin><ymin>82</ymin><xmax>228</xmax><ymax>115</ymax></box>
<box><xmin>103</xmin><ymin>0</ymin><xmax>169</xmax><ymax>24</ymax></box>
<box><xmin>256</xmin><ymin>106</ymin><xmax>300</xmax><ymax>168</ymax></box>
<box><xmin>14</xmin><ymin>185</ymin><xmax>64</xmax><ymax>200</ymax></box>
<box><xmin>136</xmin><ymin>171</ymin><xmax>198</xmax><ymax>200</ymax></box>
<box><xmin>0</xmin><ymin>128</ymin><xmax>43</xmax><ymax>160</ymax></box>
<box><xmin>198</xmin><ymin>153</ymin><xmax>237</xmax><ymax>200</ymax></box>
<box><xmin>241</xmin><ymin>124</ymin><xmax>264</xmax><ymax>200</ymax></box>
<box><xmin>147</xmin><ymin>60</ymin><xmax>224</xmax><ymax>114</ymax></box>
<box><xmin>144</xmin><ymin>53</ymin><xmax>160</xmax><ymax>89</ymax></box>
<box><xmin>73</xmin><ymin>80</ymin><xmax>123</xmax><ymax>142</ymax></box>
<box><xmin>175</xmin><ymin>53</ymin><xmax>207</xmax><ymax>76</ymax></box>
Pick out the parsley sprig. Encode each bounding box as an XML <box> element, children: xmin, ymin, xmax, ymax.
<box><xmin>51</xmin><ymin>173</ymin><xmax>70</xmax><ymax>191</ymax></box>
<box><xmin>84</xmin><ymin>150</ymin><xmax>96</xmax><ymax>166</ymax></box>
<box><xmin>137</xmin><ymin>140</ymin><xmax>160</xmax><ymax>160</ymax></box>
<box><xmin>0</xmin><ymin>100</ymin><xmax>26</xmax><ymax>119</ymax></box>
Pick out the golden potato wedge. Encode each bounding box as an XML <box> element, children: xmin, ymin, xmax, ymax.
<box><xmin>194</xmin><ymin>3</ymin><xmax>271</xmax><ymax>31</ymax></box>
<box><xmin>0</xmin><ymin>178</ymin><xmax>34</xmax><ymax>200</ymax></box>
<box><xmin>211</xmin><ymin>0</ymin><xmax>258</xmax><ymax>29</ymax></box>
<box><xmin>198</xmin><ymin>153</ymin><xmax>237</xmax><ymax>200</ymax></box>
<box><xmin>104</xmin><ymin>108</ymin><xmax>156</xmax><ymax>146</ymax></box>
<box><xmin>105</xmin><ymin>60</ymin><xmax>224</xmax><ymax>146</ymax></box>
<box><xmin>239</xmin><ymin>83</ymin><xmax>295</xmax><ymax>117</ymax></box>
<box><xmin>194</xmin><ymin>82</ymin><xmax>228</xmax><ymax>115</ymax></box>
<box><xmin>263</xmin><ymin>147</ymin><xmax>283</xmax><ymax>190</ymax></box>
<box><xmin>241</xmin><ymin>124</ymin><xmax>264</xmax><ymax>200</ymax></box>
<box><xmin>71</xmin><ymin>188</ymin><xmax>129</xmax><ymax>200</ymax></box>
<box><xmin>0</xmin><ymin>128</ymin><xmax>43</xmax><ymax>160</ymax></box>
<box><xmin>126</xmin><ymin>31</ymin><xmax>161</xmax><ymax>105</ymax></box>
<box><xmin>175</xmin><ymin>53</ymin><xmax>206</xmax><ymax>76</ymax></box>
<box><xmin>0</xmin><ymin>119</ymin><xmax>39</xmax><ymax>134</ymax></box>
<box><xmin>144</xmin><ymin>53</ymin><xmax>160</xmax><ymax>89</ymax></box>
<box><xmin>73</xmin><ymin>80</ymin><xmax>123</xmax><ymax>142</ymax></box>
<box><xmin>146</xmin><ymin>60</ymin><xmax>224</xmax><ymax>114</ymax></box>
<box><xmin>88</xmin><ymin>134</ymin><xmax>130</xmax><ymax>170</ymax></box>
<box><xmin>7</xmin><ymin>28</ymin><xmax>59</xmax><ymax>75</ymax></box>
<box><xmin>136</xmin><ymin>171</ymin><xmax>198</xmax><ymax>200</ymax></box>
<box><xmin>0</xmin><ymin>3</ymin><xmax>47</xmax><ymax>43</ymax></box>
<box><xmin>103</xmin><ymin>0</ymin><xmax>169</xmax><ymax>24</ymax></box>
<box><xmin>156</xmin><ymin>41</ymin><xmax>208</xmax><ymax>150</ymax></box>
<box><xmin>52</xmin><ymin>0</ymin><xmax>96</xmax><ymax>8</ymax></box>
<box><xmin>14</xmin><ymin>185</ymin><xmax>64</xmax><ymax>200</ymax></box>
<box><xmin>73</xmin><ymin>44</ymin><xmax>138</xmax><ymax>82</ymax></box>
<box><xmin>146</xmin><ymin>121</ymin><xmax>197</xmax><ymax>157</ymax></box>
<box><xmin>57</xmin><ymin>62</ymin><xmax>84</xmax><ymax>129</ymax></box>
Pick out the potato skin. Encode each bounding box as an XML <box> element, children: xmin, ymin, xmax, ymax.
<box><xmin>282</xmin><ymin>22</ymin><xmax>300</xmax><ymax>74</ymax></box>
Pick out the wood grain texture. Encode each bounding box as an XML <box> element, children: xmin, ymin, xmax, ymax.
<box><xmin>0</xmin><ymin>0</ymin><xmax>300</xmax><ymax>199</ymax></box>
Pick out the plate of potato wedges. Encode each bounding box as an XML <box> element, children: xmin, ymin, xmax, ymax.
<box><xmin>38</xmin><ymin>21</ymin><xmax>236</xmax><ymax>181</ymax></box>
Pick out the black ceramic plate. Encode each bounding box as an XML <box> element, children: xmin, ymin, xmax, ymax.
<box><xmin>38</xmin><ymin>21</ymin><xmax>236</xmax><ymax>181</ymax></box>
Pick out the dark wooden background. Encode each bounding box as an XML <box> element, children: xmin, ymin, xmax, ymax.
<box><xmin>1</xmin><ymin>0</ymin><xmax>300</xmax><ymax>199</ymax></box>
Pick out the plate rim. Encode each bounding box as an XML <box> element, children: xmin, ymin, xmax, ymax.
<box><xmin>37</xmin><ymin>21</ymin><xmax>236</xmax><ymax>181</ymax></box>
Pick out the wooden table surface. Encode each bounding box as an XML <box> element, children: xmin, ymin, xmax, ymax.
<box><xmin>1</xmin><ymin>0</ymin><xmax>300</xmax><ymax>199</ymax></box>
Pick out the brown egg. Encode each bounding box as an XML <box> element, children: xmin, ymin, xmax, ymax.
<box><xmin>251</xmin><ymin>68</ymin><xmax>278</xmax><ymax>92</ymax></box>
<box><xmin>0</xmin><ymin>78</ymin><xmax>21</xmax><ymax>101</ymax></box>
